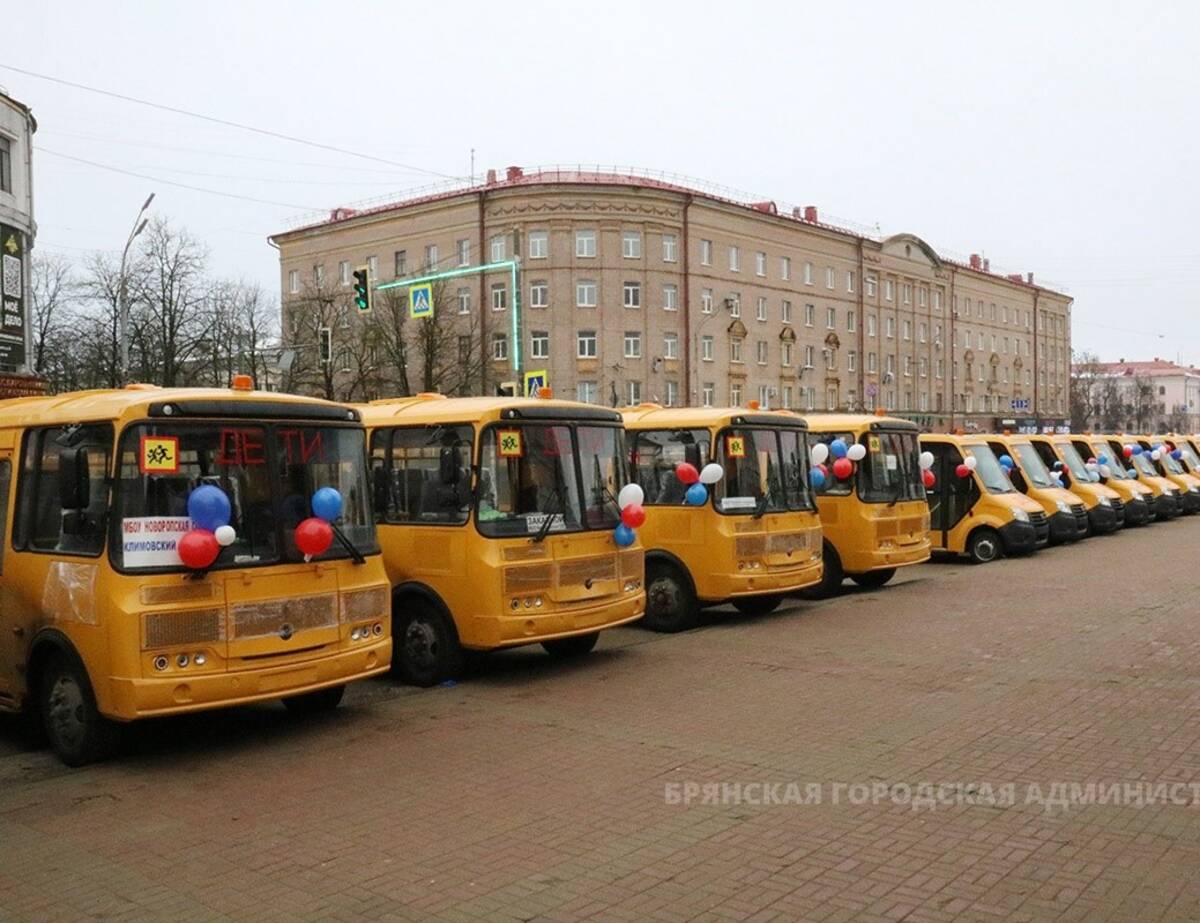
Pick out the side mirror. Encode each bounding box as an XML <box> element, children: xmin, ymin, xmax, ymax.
<box><xmin>439</xmin><ymin>446</ymin><xmax>461</xmax><ymax>485</ymax></box>
<box><xmin>58</xmin><ymin>447</ymin><xmax>91</xmax><ymax>511</ymax></box>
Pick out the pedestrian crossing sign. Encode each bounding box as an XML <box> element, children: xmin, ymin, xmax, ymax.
<box><xmin>523</xmin><ymin>369</ymin><xmax>548</xmax><ymax>397</ymax></box>
<box><xmin>409</xmin><ymin>283</ymin><xmax>434</xmax><ymax>319</ymax></box>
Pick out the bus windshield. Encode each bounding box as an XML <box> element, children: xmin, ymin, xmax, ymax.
<box><xmin>1175</xmin><ymin>441</ymin><xmax>1200</xmax><ymax>471</ymax></box>
<box><xmin>714</xmin><ymin>427</ymin><xmax>813</xmax><ymax>514</ymax></box>
<box><xmin>1054</xmin><ymin>442</ymin><xmax>1092</xmax><ymax>481</ymax></box>
<box><xmin>476</xmin><ymin>423</ymin><xmax>625</xmax><ymax>537</ymax></box>
<box><xmin>859</xmin><ymin>430</ymin><xmax>924</xmax><ymax>502</ymax></box>
<box><xmin>1012</xmin><ymin>442</ymin><xmax>1054</xmax><ymax>487</ymax></box>
<box><xmin>1131</xmin><ymin>451</ymin><xmax>1158</xmax><ymax>477</ymax></box>
<box><xmin>1088</xmin><ymin>442</ymin><xmax>1127</xmax><ymax>479</ymax></box>
<box><xmin>1158</xmin><ymin>450</ymin><xmax>1185</xmax><ymax>475</ymax></box>
<box><xmin>113</xmin><ymin>423</ymin><xmax>376</xmax><ymax>570</ymax></box>
<box><xmin>963</xmin><ymin>444</ymin><xmax>1014</xmax><ymax>494</ymax></box>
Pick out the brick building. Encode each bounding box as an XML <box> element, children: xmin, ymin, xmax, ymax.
<box><xmin>269</xmin><ymin>166</ymin><xmax>1072</xmax><ymax>431</ymax></box>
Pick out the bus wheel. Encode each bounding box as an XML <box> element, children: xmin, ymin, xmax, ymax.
<box><xmin>799</xmin><ymin>541</ymin><xmax>843</xmax><ymax>599</ymax></box>
<box><xmin>542</xmin><ymin>632</ymin><xmax>599</xmax><ymax>658</ymax></box>
<box><xmin>38</xmin><ymin>654</ymin><xmax>118</xmax><ymax>767</ymax></box>
<box><xmin>732</xmin><ymin>594</ymin><xmax>784</xmax><ymax>616</ymax></box>
<box><xmin>643</xmin><ymin>562</ymin><xmax>697</xmax><ymax>633</ymax></box>
<box><xmin>968</xmin><ymin>528</ymin><xmax>1002</xmax><ymax>564</ymax></box>
<box><xmin>850</xmin><ymin>568</ymin><xmax>896</xmax><ymax>589</ymax></box>
<box><xmin>282</xmin><ymin>685</ymin><xmax>345</xmax><ymax>714</ymax></box>
<box><xmin>394</xmin><ymin>602</ymin><xmax>463</xmax><ymax>687</ymax></box>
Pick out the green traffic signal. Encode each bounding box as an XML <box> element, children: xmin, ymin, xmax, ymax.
<box><xmin>352</xmin><ymin>267</ymin><xmax>371</xmax><ymax>313</ymax></box>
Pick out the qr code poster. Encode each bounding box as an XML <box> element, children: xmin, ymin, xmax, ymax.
<box><xmin>1</xmin><ymin>254</ymin><xmax>20</xmax><ymax>300</ymax></box>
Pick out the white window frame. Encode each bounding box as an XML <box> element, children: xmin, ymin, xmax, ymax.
<box><xmin>663</xmin><ymin>284</ymin><xmax>678</xmax><ymax>311</ymax></box>
<box><xmin>457</xmin><ymin>238</ymin><xmax>471</xmax><ymax>265</ymax></box>
<box><xmin>575</xmin><ymin>229</ymin><xmax>597</xmax><ymax>258</ymax></box>
<box><xmin>527</xmin><ymin>231</ymin><xmax>548</xmax><ymax>260</ymax></box>
<box><xmin>490</xmin><ymin>235</ymin><xmax>506</xmax><ymax>262</ymax></box>
<box><xmin>755</xmin><ymin>251</ymin><xmax>766</xmax><ymax>276</ymax></box>
<box><xmin>700</xmin><ymin>239</ymin><xmax>712</xmax><ymax>265</ymax></box>
<box><xmin>622</xmin><ymin>230</ymin><xmax>642</xmax><ymax>259</ymax></box>
<box><xmin>288</xmin><ymin>269</ymin><xmax>299</xmax><ymax>294</ymax></box>
<box><xmin>577</xmin><ymin>331</ymin><xmax>598</xmax><ymax>358</ymax></box>
<box><xmin>781</xmin><ymin>256</ymin><xmax>791</xmax><ymax>281</ymax></box>
<box><xmin>701</xmin><ymin>336</ymin><xmax>714</xmax><ymax>361</ymax></box>
<box><xmin>576</xmin><ymin>280</ymin><xmax>597</xmax><ymax>308</ymax></box>
<box><xmin>456</xmin><ymin>287</ymin><xmax>471</xmax><ymax>315</ymax></box>
<box><xmin>623</xmin><ymin>331</ymin><xmax>642</xmax><ymax>359</ymax></box>
<box><xmin>729</xmin><ymin>246</ymin><xmax>741</xmax><ymax>272</ymax></box>
<box><xmin>492</xmin><ymin>333</ymin><xmax>508</xmax><ymax>361</ymax></box>
<box><xmin>623</xmin><ymin>281</ymin><xmax>641</xmax><ymax>309</ymax></box>
<box><xmin>530</xmin><ymin>330</ymin><xmax>549</xmax><ymax>360</ymax></box>
<box><xmin>491</xmin><ymin>283</ymin><xmax>507</xmax><ymax>311</ymax></box>
<box><xmin>662</xmin><ymin>233</ymin><xmax>678</xmax><ymax>263</ymax></box>
<box><xmin>664</xmin><ymin>332</ymin><xmax>679</xmax><ymax>360</ymax></box>
<box><xmin>529</xmin><ymin>281</ymin><xmax>549</xmax><ymax>309</ymax></box>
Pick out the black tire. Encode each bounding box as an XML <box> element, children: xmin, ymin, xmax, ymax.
<box><xmin>642</xmin><ymin>561</ymin><xmax>698</xmax><ymax>633</ymax></box>
<box><xmin>542</xmin><ymin>632</ymin><xmax>600</xmax><ymax>658</ymax></box>
<box><xmin>798</xmin><ymin>541</ymin><xmax>844</xmax><ymax>599</ymax></box>
<box><xmin>393</xmin><ymin>600</ymin><xmax>463</xmax><ymax>687</ymax></box>
<box><xmin>38</xmin><ymin>653</ymin><xmax>119</xmax><ymax>767</ymax></box>
<box><xmin>967</xmin><ymin>527</ymin><xmax>1003</xmax><ymax>564</ymax></box>
<box><xmin>732</xmin><ymin>594</ymin><xmax>784</xmax><ymax>616</ymax></box>
<box><xmin>282</xmin><ymin>685</ymin><xmax>345</xmax><ymax>714</ymax></box>
<box><xmin>850</xmin><ymin>568</ymin><xmax>896</xmax><ymax>589</ymax></box>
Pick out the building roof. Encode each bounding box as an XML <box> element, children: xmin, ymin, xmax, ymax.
<box><xmin>1076</xmin><ymin>359</ymin><xmax>1200</xmax><ymax>377</ymax></box>
<box><xmin>0</xmin><ymin>88</ymin><xmax>37</xmax><ymax>131</ymax></box>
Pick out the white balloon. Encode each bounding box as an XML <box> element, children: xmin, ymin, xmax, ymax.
<box><xmin>617</xmin><ymin>483</ymin><xmax>644</xmax><ymax>510</ymax></box>
<box><xmin>810</xmin><ymin>443</ymin><xmax>829</xmax><ymax>465</ymax></box>
<box><xmin>1089</xmin><ymin>471</ymin><xmax>1100</xmax><ymax>482</ymax></box>
<box><xmin>1151</xmin><ymin>449</ymin><xmax>1162</xmax><ymax>461</ymax></box>
<box><xmin>963</xmin><ymin>456</ymin><xmax>978</xmax><ymax>471</ymax></box>
<box><xmin>1099</xmin><ymin>464</ymin><xmax>1112</xmax><ymax>478</ymax></box>
<box><xmin>846</xmin><ymin>444</ymin><xmax>867</xmax><ymax>462</ymax></box>
<box><xmin>699</xmin><ymin>462</ymin><xmax>724</xmax><ymax>485</ymax></box>
<box><xmin>919</xmin><ymin>451</ymin><xmax>935</xmax><ymax>470</ymax></box>
<box><xmin>214</xmin><ymin>525</ymin><xmax>237</xmax><ymax>547</ymax></box>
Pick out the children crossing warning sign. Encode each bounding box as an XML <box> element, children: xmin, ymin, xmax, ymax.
<box><xmin>409</xmin><ymin>283</ymin><xmax>434</xmax><ymax>319</ymax></box>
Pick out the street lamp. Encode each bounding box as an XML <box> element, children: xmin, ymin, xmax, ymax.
<box><xmin>118</xmin><ymin>192</ymin><xmax>155</xmax><ymax>384</ymax></box>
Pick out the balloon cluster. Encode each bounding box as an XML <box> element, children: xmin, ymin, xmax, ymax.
<box><xmin>1083</xmin><ymin>458</ymin><xmax>1102</xmax><ymax>482</ymax></box>
<box><xmin>1095</xmin><ymin>453</ymin><xmax>1113</xmax><ymax>479</ymax></box>
<box><xmin>808</xmin><ymin>440</ymin><xmax>866</xmax><ymax>491</ymax></box>
<box><xmin>955</xmin><ymin>456</ymin><xmax>979</xmax><ymax>479</ymax></box>
<box><xmin>295</xmin><ymin>486</ymin><xmax>343</xmax><ymax>560</ymax></box>
<box><xmin>178</xmin><ymin>485</ymin><xmax>237</xmax><ymax>569</ymax></box>
<box><xmin>613</xmin><ymin>483</ymin><xmax>648</xmax><ymax>547</ymax></box>
<box><xmin>919</xmin><ymin>450</ymin><xmax>936</xmax><ymax>488</ymax></box>
<box><xmin>674</xmin><ymin>461</ymin><xmax>724</xmax><ymax>507</ymax></box>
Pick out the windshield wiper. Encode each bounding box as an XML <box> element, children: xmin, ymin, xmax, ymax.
<box><xmin>330</xmin><ymin>522</ymin><xmax>367</xmax><ymax>565</ymax></box>
<box><xmin>532</xmin><ymin>484</ymin><xmax>565</xmax><ymax>543</ymax></box>
<box><xmin>752</xmin><ymin>490</ymin><xmax>770</xmax><ymax>519</ymax></box>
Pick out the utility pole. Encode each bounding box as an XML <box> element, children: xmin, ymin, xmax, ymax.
<box><xmin>118</xmin><ymin>192</ymin><xmax>155</xmax><ymax>384</ymax></box>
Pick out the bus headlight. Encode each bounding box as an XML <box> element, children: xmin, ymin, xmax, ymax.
<box><xmin>1098</xmin><ymin>496</ymin><xmax>1111</xmax><ymax>507</ymax></box>
<box><xmin>1011</xmin><ymin>508</ymin><xmax>1029</xmax><ymax>523</ymax></box>
<box><xmin>1056</xmin><ymin>500</ymin><xmax>1071</xmax><ymax>514</ymax></box>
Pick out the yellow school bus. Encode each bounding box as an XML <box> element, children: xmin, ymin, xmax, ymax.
<box><xmin>621</xmin><ymin>404</ymin><xmax>823</xmax><ymax>631</ymax></box>
<box><xmin>1027</xmin><ymin>434</ymin><xmax>1124</xmax><ymax>534</ymax></box>
<box><xmin>1142</xmin><ymin>435</ymin><xmax>1200</xmax><ymax>512</ymax></box>
<box><xmin>360</xmin><ymin>394</ymin><xmax>644</xmax><ymax>685</ymax></box>
<box><xmin>1068</xmin><ymin>435</ymin><xmax>1154</xmax><ymax>526</ymax></box>
<box><xmin>1095</xmin><ymin>435</ymin><xmax>1182</xmax><ymax>520</ymax></box>
<box><xmin>800</xmin><ymin>414</ymin><xmax>930</xmax><ymax>596</ymax></box>
<box><xmin>986</xmin><ymin>435</ymin><xmax>1087</xmax><ymax>543</ymax></box>
<box><xmin>0</xmin><ymin>383</ymin><xmax>391</xmax><ymax>765</ymax></box>
<box><xmin>919</xmin><ymin>434</ymin><xmax>1046</xmax><ymax>562</ymax></box>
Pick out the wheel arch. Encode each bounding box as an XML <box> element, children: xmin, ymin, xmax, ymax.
<box><xmin>391</xmin><ymin>581</ymin><xmax>462</xmax><ymax>646</ymax></box>
<box><xmin>644</xmin><ymin>549</ymin><xmax>697</xmax><ymax>600</ymax></box>
<box><xmin>965</xmin><ymin>523</ymin><xmax>1003</xmax><ymax>560</ymax></box>
<box><xmin>26</xmin><ymin>628</ymin><xmax>92</xmax><ymax>714</ymax></box>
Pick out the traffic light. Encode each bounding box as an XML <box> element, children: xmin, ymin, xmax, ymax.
<box><xmin>352</xmin><ymin>267</ymin><xmax>372</xmax><ymax>314</ymax></box>
<box><xmin>318</xmin><ymin>326</ymin><xmax>332</xmax><ymax>364</ymax></box>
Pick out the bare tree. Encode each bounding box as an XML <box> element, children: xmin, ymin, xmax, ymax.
<box><xmin>28</xmin><ymin>253</ymin><xmax>77</xmax><ymax>376</ymax></box>
<box><xmin>1069</xmin><ymin>350</ymin><xmax>1104</xmax><ymax>431</ymax></box>
<box><xmin>1098</xmin><ymin>376</ymin><xmax>1126</xmax><ymax>432</ymax></box>
<box><xmin>1129</xmin><ymin>377</ymin><xmax>1157</xmax><ymax>432</ymax></box>
<box><xmin>281</xmin><ymin>276</ymin><xmax>346</xmax><ymax>399</ymax></box>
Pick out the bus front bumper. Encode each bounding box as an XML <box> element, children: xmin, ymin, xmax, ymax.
<box><xmin>1123</xmin><ymin>497</ymin><xmax>1151</xmax><ymax>526</ymax></box>
<box><xmin>1181</xmin><ymin>490</ymin><xmax>1200</xmax><ymax>514</ymax></box>
<box><xmin>479</xmin><ymin>592</ymin><xmax>645</xmax><ymax>650</ymax></box>
<box><xmin>1048</xmin><ymin>511</ymin><xmax>1084</xmax><ymax>543</ymax></box>
<box><xmin>1155</xmin><ymin>494</ymin><xmax>1181</xmax><ymax>520</ymax></box>
<box><xmin>999</xmin><ymin>521</ymin><xmax>1038</xmax><ymax>556</ymax></box>
<box><xmin>104</xmin><ymin>638</ymin><xmax>392</xmax><ymax>721</ymax></box>
<box><xmin>1087</xmin><ymin>504</ymin><xmax>1120</xmax><ymax>534</ymax></box>
<box><xmin>707</xmin><ymin>558</ymin><xmax>824</xmax><ymax>602</ymax></box>
<box><xmin>843</xmin><ymin>541</ymin><xmax>931</xmax><ymax>575</ymax></box>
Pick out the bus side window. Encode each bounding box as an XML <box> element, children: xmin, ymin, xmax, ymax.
<box><xmin>16</xmin><ymin>425</ymin><xmax>112</xmax><ymax>557</ymax></box>
<box><xmin>813</xmin><ymin>432</ymin><xmax>854</xmax><ymax>496</ymax></box>
<box><xmin>0</xmin><ymin>459</ymin><xmax>10</xmax><ymax>575</ymax></box>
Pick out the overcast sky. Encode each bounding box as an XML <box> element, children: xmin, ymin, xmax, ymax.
<box><xmin>5</xmin><ymin>1</ymin><xmax>1199</xmax><ymax>364</ymax></box>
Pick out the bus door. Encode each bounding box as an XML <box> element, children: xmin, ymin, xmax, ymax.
<box><xmin>0</xmin><ymin>448</ymin><xmax>13</xmax><ymax>704</ymax></box>
<box><xmin>924</xmin><ymin>443</ymin><xmax>975</xmax><ymax>548</ymax></box>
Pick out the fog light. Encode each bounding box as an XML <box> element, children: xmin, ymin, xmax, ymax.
<box><xmin>194</xmin><ymin>653</ymin><xmax>206</xmax><ymax>666</ymax></box>
<box><xmin>176</xmin><ymin>654</ymin><xmax>189</xmax><ymax>668</ymax></box>
<box><xmin>153</xmin><ymin>655</ymin><xmax>168</xmax><ymax>671</ymax></box>
<box><xmin>524</xmin><ymin>598</ymin><xmax>533</xmax><ymax>608</ymax></box>
<box><xmin>510</xmin><ymin>599</ymin><xmax>520</xmax><ymax>610</ymax></box>
<box><xmin>623</xmin><ymin>580</ymin><xmax>641</xmax><ymax>592</ymax></box>
<box><xmin>351</xmin><ymin>628</ymin><xmax>362</xmax><ymax>641</ymax></box>
<box><xmin>534</xmin><ymin>598</ymin><xmax>543</xmax><ymax>607</ymax></box>
<box><xmin>372</xmin><ymin>622</ymin><xmax>383</xmax><ymax>636</ymax></box>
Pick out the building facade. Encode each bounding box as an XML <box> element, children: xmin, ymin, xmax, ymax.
<box><xmin>0</xmin><ymin>89</ymin><xmax>36</xmax><ymax>379</ymax></box>
<box><xmin>1072</xmin><ymin>358</ymin><xmax>1200</xmax><ymax>434</ymax></box>
<box><xmin>270</xmin><ymin>167</ymin><xmax>1072</xmax><ymax>431</ymax></box>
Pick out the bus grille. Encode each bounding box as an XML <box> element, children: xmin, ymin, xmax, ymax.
<box><xmin>619</xmin><ymin>550</ymin><xmax>644</xmax><ymax>580</ymax></box>
<box><xmin>766</xmin><ymin>531</ymin><xmax>810</xmax><ymax>556</ymax></box>
<box><xmin>143</xmin><ymin>607</ymin><xmax>225</xmax><ymax>650</ymax></box>
<box><xmin>558</xmin><ymin>555</ymin><xmax>617</xmax><ymax>587</ymax></box>
<box><xmin>504</xmin><ymin>564</ymin><xmax>554</xmax><ymax>595</ymax></box>
<box><xmin>230</xmin><ymin>594</ymin><xmax>337</xmax><ymax>639</ymax></box>
<box><xmin>735</xmin><ymin>535</ymin><xmax>767</xmax><ymax>558</ymax></box>
<box><xmin>340</xmin><ymin>586</ymin><xmax>389</xmax><ymax>623</ymax></box>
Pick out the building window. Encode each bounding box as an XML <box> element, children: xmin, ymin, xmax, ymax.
<box><xmin>729</xmin><ymin>246</ymin><xmax>741</xmax><ymax>272</ymax></box>
<box><xmin>846</xmin><ymin>271</ymin><xmax>855</xmax><ymax>293</ymax></box>
<box><xmin>805</xmin><ymin>303</ymin><xmax>815</xmax><ymax>327</ymax></box>
<box><xmin>756</xmin><ymin>340</ymin><xmax>768</xmax><ymax>365</ymax></box>
<box><xmin>457</xmin><ymin>287</ymin><xmax>471</xmax><ymax>314</ymax></box>
<box><xmin>626</xmin><ymin>381</ymin><xmax>642</xmax><ymax>405</ymax></box>
<box><xmin>492</xmin><ymin>333</ymin><xmax>508</xmax><ymax>361</ymax></box>
<box><xmin>755</xmin><ymin>251</ymin><xmax>767</xmax><ymax>276</ymax></box>
<box><xmin>902</xmin><ymin>283</ymin><xmax>912</xmax><ymax>304</ymax></box>
<box><xmin>826</xmin><ymin>387</ymin><xmax>838</xmax><ymax>410</ymax></box>
<box><xmin>919</xmin><ymin>322</ymin><xmax>927</xmax><ymax>343</ymax></box>
<box><xmin>826</xmin><ymin>306</ymin><xmax>836</xmax><ymax>329</ymax></box>
<box><xmin>781</xmin><ymin>341</ymin><xmax>793</xmax><ymax>367</ymax></box>
<box><xmin>622</xmin><ymin>230</ymin><xmax>642</xmax><ymax>259</ymax></box>
<box><xmin>0</xmin><ymin>136</ymin><xmax>10</xmax><ymax>193</ymax></box>
<box><xmin>727</xmin><ymin>294</ymin><xmax>741</xmax><ymax>318</ymax></box>
<box><xmin>730</xmin><ymin>383</ymin><xmax>743</xmax><ymax>405</ymax></box>
<box><xmin>313</xmin><ymin>264</ymin><xmax>324</xmax><ymax>286</ymax></box>
<box><xmin>904</xmin><ymin>356</ymin><xmax>913</xmax><ymax>377</ymax></box>
<box><xmin>662</xmin><ymin>233</ymin><xmax>678</xmax><ymax>262</ymax></box>
<box><xmin>701</xmin><ymin>335</ymin><xmax>714</xmax><ymax>361</ymax></box>
<box><xmin>804</xmin><ymin>345</ymin><xmax>815</xmax><ymax>369</ymax></box>
<box><xmin>781</xmin><ymin>256</ymin><xmax>791</xmax><ymax>280</ymax></box>
<box><xmin>665</xmin><ymin>380</ymin><xmax>679</xmax><ymax>406</ymax></box>
<box><xmin>338</xmin><ymin>260</ymin><xmax>350</xmax><ymax>285</ymax></box>
<box><xmin>848</xmin><ymin>350</ymin><xmax>857</xmax><ymax>372</ymax></box>
<box><xmin>367</xmin><ymin>254</ymin><xmax>378</xmax><ymax>278</ymax></box>
<box><xmin>425</xmin><ymin>244</ymin><xmax>439</xmax><ymax>268</ymax></box>
<box><xmin>576</xmin><ymin>280</ymin><xmax>597</xmax><ymax>308</ymax></box>
<box><xmin>865</xmin><ymin>275</ymin><xmax>877</xmax><ymax>297</ymax></box>
<box><xmin>782</xmin><ymin>300</ymin><xmax>793</xmax><ymax>324</ymax></box>
<box><xmin>902</xmin><ymin>319</ymin><xmax>911</xmax><ymax>341</ymax></box>
<box><xmin>933</xmin><ymin>289</ymin><xmax>942</xmax><ymax>310</ymax></box>
<box><xmin>529</xmin><ymin>281</ymin><xmax>549</xmax><ymax>308</ymax></box>
<box><xmin>868</xmin><ymin>352</ymin><xmax>878</xmax><ymax>373</ymax></box>
<box><xmin>936</xmin><ymin>359</ymin><xmax>944</xmax><ymax>379</ymax></box>
<box><xmin>527</xmin><ymin>231</ymin><xmax>548</xmax><ymax>259</ymax></box>
<box><xmin>700</xmin><ymin>239</ymin><xmax>712</xmax><ymax>265</ymax></box>
<box><xmin>530</xmin><ymin>330</ymin><xmax>549</xmax><ymax>359</ymax></box>
<box><xmin>663</xmin><ymin>284</ymin><xmax>678</xmax><ymax>311</ymax></box>
<box><xmin>624</xmin><ymin>331</ymin><xmax>642</xmax><ymax>359</ymax></box>
<box><xmin>804</xmin><ymin>387</ymin><xmax>815</xmax><ymax>410</ymax></box>
<box><xmin>756</xmin><ymin>297</ymin><xmax>768</xmax><ymax>321</ymax></box>
<box><xmin>664</xmin><ymin>332</ymin><xmax>679</xmax><ymax>359</ymax></box>
<box><xmin>804</xmin><ymin>261</ymin><xmax>814</xmax><ymax>285</ymax></box>
<box><xmin>288</xmin><ymin>270</ymin><xmax>299</xmax><ymax>294</ymax></box>
<box><xmin>885</xmin><ymin>317</ymin><xmax>895</xmax><ymax>339</ymax></box>
<box><xmin>491</xmin><ymin>283</ymin><xmax>507</xmax><ymax>311</ymax></box>
<box><xmin>846</xmin><ymin>309</ymin><xmax>856</xmax><ymax>332</ymax></box>
<box><xmin>578</xmin><ymin>381</ymin><xmax>597</xmax><ymax>404</ymax></box>
<box><xmin>394</xmin><ymin>250</ymin><xmax>407</xmax><ymax>277</ymax></box>
<box><xmin>623</xmin><ymin>282</ymin><xmax>641</xmax><ymax>309</ymax></box>
<box><xmin>457</xmin><ymin>239</ymin><xmax>471</xmax><ymax>265</ymax></box>
<box><xmin>759</xmin><ymin>385</ymin><xmax>771</xmax><ymax>408</ymax></box>
<box><xmin>701</xmin><ymin>288</ymin><xmax>714</xmax><ymax>314</ymax></box>
<box><xmin>702</xmin><ymin>382</ymin><xmax>715</xmax><ymax>406</ymax></box>
<box><xmin>577</xmin><ymin>330</ymin><xmax>597</xmax><ymax>358</ymax></box>
<box><xmin>825</xmin><ymin>267</ymin><xmax>835</xmax><ymax>289</ymax></box>
<box><xmin>576</xmin><ymin>230</ymin><xmax>596</xmax><ymax>258</ymax></box>
<box><xmin>919</xmin><ymin>287</ymin><xmax>928</xmax><ymax>308</ymax></box>
<box><xmin>782</xmin><ymin>385</ymin><xmax>793</xmax><ymax>409</ymax></box>
<box><xmin>885</xmin><ymin>279</ymin><xmax>894</xmax><ymax>301</ymax></box>
<box><xmin>867</xmin><ymin>314</ymin><xmax>877</xmax><ymax>337</ymax></box>
<box><xmin>490</xmin><ymin>235</ymin><xmax>506</xmax><ymax>262</ymax></box>
<box><xmin>730</xmin><ymin>337</ymin><xmax>743</xmax><ymax>363</ymax></box>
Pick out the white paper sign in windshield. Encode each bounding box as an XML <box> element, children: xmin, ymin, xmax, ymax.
<box><xmin>122</xmin><ymin>517</ymin><xmax>192</xmax><ymax>568</ymax></box>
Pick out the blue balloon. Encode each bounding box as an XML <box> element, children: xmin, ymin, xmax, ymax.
<box><xmin>999</xmin><ymin>454</ymin><xmax>1014</xmax><ymax>469</ymax></box>
<box><xmin>312</xmin><ymin>486</ymin><xmax>344</xmax><ymax>522</ymax></box>
<box><xmin>1132</xmin><ymin>445</ymin><xmax>1143</xmax><ymax>455</ymax></box>
<box><xmin>829</xmin><ymin>438</ymin><xmax>848</xmax><ymax>459</ymax></box>
<box><xmin>187</xmin><ymin>484</ymin><xmax>231</xmax><ymax>531</ymax></box>
<box><xmin>1052</xmin><ymin>460</ymin><xmax>1063</xmax><ymax>470</ymax></box>
<box><xmin>1128</xmin><ymin>468</ymin><xmax>1138</xmax><ymax>478</ymax></box>
<box><xmin>613</xmin><ymin>523</ymin><xmax>636</xmax><ymax>547</ymax></box>
<box><xmin>809</xmin><ymin>467</ymin><xmax>826</xmax><ymax>491</ymax></box>
<box><xmin>1098</xmin><ymin>454</ymin><xmax>1110</xmax><ymax>465</ymax></box>
<box><xmin>685</xmin><ymin>483</ymin><xmax>709</xmax><ymax>506</ymax></box>
<box><xmin>1171</xmin><ymin>449</ymin><xmax>1183</xmax><ymax>461</ymax></box>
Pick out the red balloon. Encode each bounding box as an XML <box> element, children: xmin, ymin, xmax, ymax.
<box><xmin>676</xmin><ymin>462</ymin><xmax>700</xmax><ymax>485</ymax></box>
<box><xmin>922</xmin><ymin>469</ymin><xmax>936</xmax><ymax>488</ymax></box>
<box><xmin>955</xmin><ymin>463</ymin><xmax>971</xmax><ymax>478</ymax></box>
<box><xmin>1122</xmin><ymin>446</ymin><xmax>1134</xmax><ymax>458</ymax></box>
<box><xmin>178</xmin><ymin>528</ymin><xmax>220</xmax><ymax>569</ymax></box>
<box><xmin>296</xmin><ymin>516</ymin><xmax>334</xmax><ymax>558</ymax></box>
<box><xmin>620</xmin><ymin>503</ymin><xmax>646</xmax><ymax>529</ymax></box>
<box><xmin>832</xmin><ymin>457</ymin><xmax>853</xmax><ymax>480</ymax></box>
